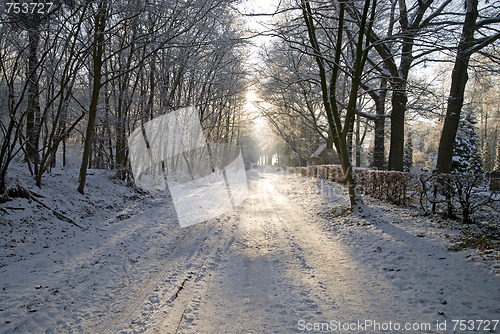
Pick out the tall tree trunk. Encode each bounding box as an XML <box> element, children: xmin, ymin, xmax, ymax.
<box><xmin>388</xmin><ymin>81</ymin><xmax>406</xmax><ymax>171</ymax></box>
<box><xmin>372</xmin><ymin>79</ymin><xmax>387</xmax><ymax>169</ymax></box>
<box><xmin>0</xmin><ymin>59</ymin><xmax>18</xmax><ymax>193</ymax></box>
<box><xmin>63</xmin><ymin>139</ymin><xmax>66</xmax><ymax>167</ymax></box>
<box><xmin>26</xmin><ymin>27</ymin><xmax>41</xmax><ymax>174</ymax></box>
<box><xmin>388</xmin><ymin>39</ymin><xmax>413</xmax><ymax>171</ymax></box>
<box><xmin>347</xmin><ymin>124</ymin><xmax>353</xmax><ymax>162</ymax></box>
<box><xmin>78</xmin><ymin>1</ymin><xmax>106</xmax><ymax>194</ymax></box>
<box><xmin>436</xmin><ymin>0</ymin><xmax>478</xmax><ymax>174</ymax></box>
<box><xmin>115</xmin><ymin>100</ymin><xmax>126</xmax><ymax>176</ymax></box>
<box><xmin>387</xmin><ymin>0</ymin><xmax>434</xmax><ymax>171</ymax></box>
<box><xmin>355</xmin><ymin>115</ymin><xmax>361</xmax><ymax>167</ymax></box>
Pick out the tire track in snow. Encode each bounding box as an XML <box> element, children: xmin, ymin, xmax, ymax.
<box><xmin>93</xmin><ymin>221</ymin><xmax>214</xmax><ymax>334</ymax></box>
<box><xmin>151</xmin><ymin>218</ymin><xmax>238</xmax><ymax>334</ymax></box>
<box><xmin>94</xmin><ymin>214</ymin><xmax>239</xmax><ymax>334</ymax></box>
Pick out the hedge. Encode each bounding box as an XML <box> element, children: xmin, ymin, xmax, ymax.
<box><xmin>295</xmin><ymin>164</ymin><xmax>497</xmax><ymax>222</ymax></box>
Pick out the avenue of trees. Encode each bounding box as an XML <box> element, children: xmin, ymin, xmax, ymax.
<box><xmin>1</xmin><ymin>0</ymin><xmax>499</xmax><ymax>211</ymax></box>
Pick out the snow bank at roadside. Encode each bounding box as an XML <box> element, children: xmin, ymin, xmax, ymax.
<box><xmin>278</xmin><ymin>174</ymin><xmax>500</xmax><ymax>277</ymax></box>
<box><xmin>0</xmin><ymin>163</ymin><xmax>185</xmax><ymax>333</ymax></box>
<box><xmin>0</xmin><ymin>163</ymin><xmax>151</xmax><ymax>268</ymax></box>
<box><xmin>271</xmin><ymin>174</ymin><xmax>500</xmax><ymax>325</ymax></box>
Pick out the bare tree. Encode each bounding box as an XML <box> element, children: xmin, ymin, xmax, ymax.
<box><xmin>0</xmin><ymin>22</ymin><xmax>26</xmax><ymax>193</ymax></box>
<box><xmin>436</xmin><ymin>0</ymin><xmax>500</xmax><ymax>173</ymax></box>
<box><xmin>78</xmin><ymin>0</ymin><xmax>107</xmax><ymax>194</ymax></box>
<box><xmin>301</xmin><ymin>0</ymin><xmax>377</xmax><ymax>208</ymax></box>
<box><xmin>34</xmin><ymin>2</ymin><xmax>90</xmax><ymax>187</ymax></box>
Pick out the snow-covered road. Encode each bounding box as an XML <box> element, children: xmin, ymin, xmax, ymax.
<box><xmin>1</xmin><ymin>172</ymin><xmax>499</xmax><ymax>333</ymax></box>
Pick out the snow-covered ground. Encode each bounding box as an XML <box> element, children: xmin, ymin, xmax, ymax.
<box><xmin>1</xmin><ymin>167</ymin><xmax>499</xmax><ymax>333</ymax></box>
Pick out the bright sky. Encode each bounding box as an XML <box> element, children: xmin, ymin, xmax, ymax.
<box><xmin>238</xmin><ymin>0</ymin><xmax>279</xmax><ymax>107</ymax></box>
<box><xmin>238</xmin><ymin>0</ymin><xmax>283</xmax><ymax>156</ymax></box>
<box><xmin>238</xmin><ymin>0</ymin><xmax>283</xmax><ymax>95</ymax></box>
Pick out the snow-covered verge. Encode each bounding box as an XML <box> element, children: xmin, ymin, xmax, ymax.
<box><xmin>1</xmin><ymin>164</ymin><xmax>151</xmax><ymax>268</ymax></box>
<box><xmin>0</xmin><ymin>164</ymin><xmax>179</xmax><ymax>332</ymax></box>
<box><xmin>282</xmin><ymin>174</ymin><xmax>500</xmax><ymax>277</ymax></box>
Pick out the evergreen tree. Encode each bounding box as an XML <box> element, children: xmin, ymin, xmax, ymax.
<box><xmin>451</xmin><ymin>111</ymin><xmax>483</xmax><ymax>174</ymax></box>
<box><xmin>403</xmin><ymin>133</ymin><xmax>413</xmax><ymax>172</ymax></box>
<box><xmin>482</xmin><ymin>141</ymin><xmax>493</xmax><ymax>172</ymax></box>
